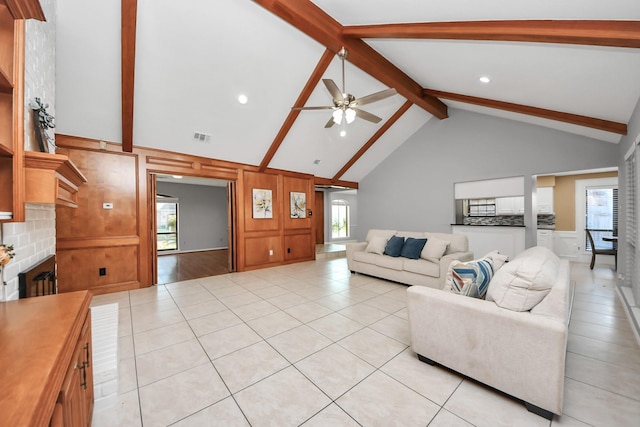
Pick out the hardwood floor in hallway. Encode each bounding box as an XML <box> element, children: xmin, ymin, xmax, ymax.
<box><xmin>157</xmin><ymin>250</ymin><xmax>229</xmax><ymax>284</ymax></box>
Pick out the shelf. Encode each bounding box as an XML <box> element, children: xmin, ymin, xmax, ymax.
<box><xmin>24</xmin><ymin>151</ymin><xmax>87</xmax><ymax>207</ymax></box>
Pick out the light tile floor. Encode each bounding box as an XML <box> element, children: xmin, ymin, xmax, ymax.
<box><xmin>91</xmin><ymin>259</ymin><xmax>640</xmax><ymax>427</ymax></box>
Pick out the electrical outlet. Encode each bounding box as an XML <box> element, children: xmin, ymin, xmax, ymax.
<box><xmin>99</xmin><ymin>267</ymin><xmax>106</xmax><ymax>276</ymax></box>
<box><xmin>269</xmin><ymin>249</ymin><xmax>274</xmax><ymax>256</ymax></box>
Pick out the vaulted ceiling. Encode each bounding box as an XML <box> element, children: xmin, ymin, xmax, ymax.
<box><xmin>56</xmin><ymin>1</ymin><xmax>640</xmax><ymax>187</ymax></box>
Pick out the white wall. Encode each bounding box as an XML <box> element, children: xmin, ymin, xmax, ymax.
<box><xmin>357</xmin><ymin>108</ymin><xmax>619</xmax><ymax>241</ymax></box>
<box><xmin>1</xmin><ymin>0</ymin><xmax>57</xmax><ymax>302</ymax></box>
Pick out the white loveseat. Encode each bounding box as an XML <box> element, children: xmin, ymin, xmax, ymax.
<box><xmin>407</xmin><ymin>246</ymin><xmax>572</xmax><ymax>419</ymax></box>
<box><xmin>346</xmin><ymin>229</ymin><xmax>473</xmax><ymax>288</ymax></box>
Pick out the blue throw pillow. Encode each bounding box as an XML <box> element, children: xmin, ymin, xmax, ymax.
<box><xmin>400</xmin><ymin>237</ymin><xmax>427</xmax><ymax>259</ymax></box>
<box><xmin>383</xmin><ymin>235</ymin><xmax>405</xmax><ymax>257</ymax></box>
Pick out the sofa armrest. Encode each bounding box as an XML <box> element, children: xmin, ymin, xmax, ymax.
<box><xmin>407</xmin><ymin>286</ymin><xmax>567</xmax><ymax>415</ymax></box>
<box><xmin>345</xmin><ymin>242</ymin><xmax>368</xmax><ymax>271</ymax></box>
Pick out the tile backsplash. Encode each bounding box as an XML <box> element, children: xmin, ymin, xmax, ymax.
<box><xmin>463</xmin><ymin>214</ymin><xmax>555</xmax><ymax>227</ymax></box>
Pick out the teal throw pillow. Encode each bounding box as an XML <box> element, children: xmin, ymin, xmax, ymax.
<box><xmin>400</xmin><ymin>237</ymin><xmax>427</xmax><ymax>259</ymax></box>
<box><xmin>383</xmin><ymin>235</ymin><xmax>405</xmax><ymax>257</ymax></box>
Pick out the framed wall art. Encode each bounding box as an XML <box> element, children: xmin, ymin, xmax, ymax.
<box><xmin>290</xmin><ymin>192</ymin><xmax>306</xmax><ymax>218</ymax></box>
<box><xmin>252</xmin><ymin>189</ymin><xmax>273</xmax><ymax>218</ymax></box>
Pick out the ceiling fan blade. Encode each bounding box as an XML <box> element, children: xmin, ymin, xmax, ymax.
<box><xmin>323</xmin><ymin>79</ymin><xmax>344</xmax><ymax>104</ymax></box>
<box><xmin>324</xmin><ymin>116</ymin><xmax>336</xmax><ymax>128</ymax></box>
<box><xmin>291</xmin><ymin>106</ymin><xmax>334</xmax><ymax>111</ymax></box>
<box><xmin>352</xmin><ymin>88</ymin><xmax>397</xmax><ymax>107</ymax></box>
<box><xmin>354</xmin><ymin>108</ymin><xmax>382</xmax><ymax>124</ymax></box>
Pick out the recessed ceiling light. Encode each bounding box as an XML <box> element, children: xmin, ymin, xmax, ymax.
<box><xmin>340</xmin><ymin>130</ymin><xmax>347</xmax><ymax>137</ymax></box>
<box><xmin>479</xmin><ymin>76</ymin><xmax>491</xmax><ymax>84</ymax></box>
<box><xmin>238</xmin><ymin>94</ymin><xmax>248</xmax><ymax>104</ymax></box>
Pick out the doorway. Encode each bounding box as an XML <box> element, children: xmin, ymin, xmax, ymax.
<box><xmin>315</xmin><ymin>191</ymin><xmax>324</xmax><ymax>245</ymax></box>
<box><xmin>151</xmin><ymin>174</ymin><xmax>236</xmax><ymax>284</ymax></box>
<box><xmin>576</xmin><ymin>177</ymin><xmax>618</xmax><ymax>265</ymax></box>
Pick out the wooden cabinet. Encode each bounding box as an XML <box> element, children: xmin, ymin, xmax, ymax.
<box><xmin>0</xmin><ymin>0</ymin><xmax>45</xmax><ymax>222</ymax></box>
<box><xmin>59</xmin><ymin>310</ymin><xmax>94</xmax><ymax>427</ymax></box>
<box><xmin>0</xmin><ymin>291</ymin><xmax>93</xmax><ymax>426</ymax></box>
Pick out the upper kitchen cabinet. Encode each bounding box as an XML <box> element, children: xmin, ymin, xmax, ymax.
<box><xmin>496</xmin><ymin>196</ymin><xmax>525</xmax><ymax>215</ymax></box>
<box><xmin>538</xmin><ymin>187</ymin><xmax>555</xmax><ymax>214</ymax></box>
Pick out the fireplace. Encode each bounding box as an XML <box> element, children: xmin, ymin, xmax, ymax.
<box><xmin>18</xmin><ymin>255</ymin><xmax>56</xmax><ymax>298</ymax></box>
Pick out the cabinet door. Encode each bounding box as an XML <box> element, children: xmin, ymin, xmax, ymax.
<box><xmin>495</xmin><ymin>197</ymin><xmax>515</xmax><ymax>215</ymax></box>
<box><xmin>538</xmin><ymin>187</ymin><xmax>554</xmax><ymax>214</ymax></box>
<box><xmin>60</xmin><ymin>347</ymin><xmax>87</xmax><ymax>427</ymax></box>
<box><xmin>58</xmin><ymin>312</ymin><xmax>93</xmax><ymax>427</ymax></box>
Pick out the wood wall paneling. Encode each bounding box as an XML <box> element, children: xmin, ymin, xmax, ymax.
<box><xmin>284</xmin><ymin>232</ymin><xmax>313</xmax><ymax>261</ymax></box>
<box><xmin>56</xmin><ymin>245</ymin><xmax>138</xmax><ymax>293</ymax></box>
<box><xmin>243</xmin><ymin>170</ymin><xmax>280</xmax><ymax>232</ymax></box>
<box><xmin>55</xmin><ymin>149</ymin><xmax>137</xmax><ymax>238</ymax></box>
<box><xmin>283</xmin><ymin>175</ymin><xmax>313</xmax><ymax>230</ymax></box>
<box><xmin>244</xmin><ymin>235</ymin><xmax>282</xmax><ymax>267</ymax></box>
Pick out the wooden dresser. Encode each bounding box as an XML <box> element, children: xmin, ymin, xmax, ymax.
<box><xmin>0</xmin><ymin>291</ymin><xmax>93</xmax><ymax>427</ymax></box>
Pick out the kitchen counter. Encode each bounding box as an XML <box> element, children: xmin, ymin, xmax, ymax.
<box><xmin>452</xmin><ymin>224</ymin><xmax>525</xmax><ymax>227</ymax></box>
<box><xmin>452</xmin><ymin>225</ymin><xmax>525</xmax><ymax>259</ymax></box>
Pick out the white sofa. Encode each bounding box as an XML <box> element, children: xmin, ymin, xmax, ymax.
<box><xmin>346</xmin><ymin>229</ymin><xmax>473</xmax><ymax>288</ymax></box>
<box><xmin>407</xmin><ymin>246</ymin><xmax>572</xmax><ymax>420</ymax></box>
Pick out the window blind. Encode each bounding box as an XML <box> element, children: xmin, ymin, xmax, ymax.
<box><xmin>625</xmin><ymin>141</ymin><xmax>637</xmax><ymax>290</ymax></box>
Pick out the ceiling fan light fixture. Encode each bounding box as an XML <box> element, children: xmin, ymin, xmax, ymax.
<box><xmin>340</xmin><ymin>130</ymin><xmax>347</xmax><ymax>137</ymax></box>
<box><xmin>479</xmin><ymin>76</ymin><xmax>491</xmax><ymax>84</ymax></box>
<box><xmin>332</xmin><ymin>109</ymin><xmax>343</xmax><ymax>125</ymax></box>
<box><xmin>345</xmin><ymin>108</ymin><xmax>356</xmax><ymax>124</ymax></box>
<box><xmin>238</xmin><ymin>94</ymin><xmax>248</xmax><ymax>104</ymax></box>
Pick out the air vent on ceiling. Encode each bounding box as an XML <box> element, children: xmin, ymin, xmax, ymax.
<box><xmin>193</xmin><ymin>132</ymin><xmax>211</xmax><ymax>142</ymax></box>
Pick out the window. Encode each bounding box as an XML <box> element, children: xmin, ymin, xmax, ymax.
<box><xmin>465</xmin><ymin>198</ymin><xmax>496</xmax><ymax>217</ymax></box>
<box><xmin>331</xmin><ymin>199</ymin><xmax>350</xmax><ymax>238</ymax></box>
<box><xmin>585</xmin><ymin>187</ymin><xmax>618</xmax><ymax>251</ymax></box>
<box><xmin>157</xmin><ymin>201</ymin><xmax>178</xmax><ymax>251</ymax></box>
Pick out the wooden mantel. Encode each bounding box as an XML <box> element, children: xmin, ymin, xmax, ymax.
<box><xmin>24</xmin><ymin>151</ymin><xmax>87</xmax><ymax>207</ymax></box>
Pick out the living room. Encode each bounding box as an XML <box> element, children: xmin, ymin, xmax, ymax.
<box><xmin>1</xmin><ymin>1</ymin><xmax>640</xmax><ymax>426</ymax></box>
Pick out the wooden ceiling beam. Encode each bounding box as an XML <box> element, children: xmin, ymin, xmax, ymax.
<box><xmin>252</xmin><ymin>0</ymin><xmax>448</xmax><ymax>119</ymax></box>
<box><xmin>259</xmin><ymin>48</ymin><xmax>334</xmax><ymax>172</ymax></box>
<box><xmin>343</xmin><ymin>20</ymin><xmax>640</xmax><ymax>49</ymax></box>
<box><xmin>121</xmin><ymin>0</ymin><xmax>137</xmax><ymax>153</ymax></box>
<box><xmin>333</xmin><ymin>100</ymin><xmax>413</xmax><ymax>182</ymax></box>
<box><xmin>425</xmin><ymin>89</ymin><xmax>627</xmax><ymax>135</ymax></box>
<box><xmin>314</xmin><ymin>177</ymin><xmax>358</xmax><ymax>189</ymax></box>
<box><xmin>3</xmin><ymin>0</ymin><xmax>45</xmax><ymax>20</ymax></box>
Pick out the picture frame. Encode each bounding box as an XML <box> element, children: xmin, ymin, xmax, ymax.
<box><xmin>290</xmin><ymin>192</ymin><xmax>306</xmax><ymax>218</ymax></box>
<box><xmin>252</xmin><ymin>189</ymin><xmax>273</xmax><ymax>218</ymax></box>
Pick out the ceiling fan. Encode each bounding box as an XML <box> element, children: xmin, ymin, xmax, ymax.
<box><xmin>293</xmin><ymin>47</ymin><xmax>397</xmax><ymax>128</ymax></box>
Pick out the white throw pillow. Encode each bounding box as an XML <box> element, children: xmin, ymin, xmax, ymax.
<box><xmin>486</xmin><ymin>246</ymin><xmax>560</xmax><ymax>311</ymax></box>
<box><xmin>365</xmin><ymin>236</ymin><xmax>388</xmax><ymax>255</ymax></box>
<box><xmin>421</xmin><ymin>237</ymin><xmax>449</xmax><ymax>262</ymax></box>
<box><xmin>482</xmin><ymin>250</ymin><xmax>510</xmax><ymax>270</ymax></box>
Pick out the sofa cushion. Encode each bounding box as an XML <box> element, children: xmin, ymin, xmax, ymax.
<box><xmin>487</xmin><ymin>246</ymin><xmax>560</xmax><ymax>311</ymax></box>
<box><xmin>424</xmin><ymin>232</ymin><xmax>467</xmax><ymax>255</ymax></box>
<box><xmin>421</xmin><ymin>237</ymin><xmax>449</xmax><ymax>262</ymax></box>
<box><xmin>366</xmin><ymin>236</ymin><xmax>388</xmax><ymax>255</ymax></box>
<box><xmin>400</xmin><ymin>237</ymin><xmax>427</xmax><ymax>259</ymax></box>
<box><xmin>482</xmin><ymin>250</ymin><xmax>510</xmax><ymax>270</ymax></box>
<box><xmin>444</xmin><ymin>257</ymin><xmax>495</xmax><ymax>298</ymax></box>
<box><xmin>353</xmin><ymin>251</ymin><xmax>378</xmax><ymax>265</ymax></box>
<box><xmin>397</xmin><ymin>231</ymin><xmax>426</xmax><ymax>239</ymax></box>
<box><xmin>366</xmin><ymin>229</ymin><xmax>397</xmax><ymax>243</ymax></box>
<box><xmin>403</xmin><ymin>258</ymin><xmax>440</xmax><ymax>277</ymax></box>
<box><xmin>384</xmin><ymin>235</ymin><xmax>405</xmax><ymax>257</ymax></box>
<box><xmin>375</xmin><ymin>254</ymin><xmax>404</xmax><ymax>271</ymax></box>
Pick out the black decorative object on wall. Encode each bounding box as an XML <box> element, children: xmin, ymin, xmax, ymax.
<box><xmin>29</xmin><ymin>97</ymin><xmax>55</xmax><ymax>153</ymax></box>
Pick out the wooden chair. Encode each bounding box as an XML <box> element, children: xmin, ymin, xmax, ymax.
<box><xmin>585</xmin><ymin>229</ymin><xmax>617</xmax><ymax>270</ymax></box>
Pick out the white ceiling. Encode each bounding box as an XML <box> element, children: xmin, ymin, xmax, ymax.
<box><xmin>55</xmin><ymin>0</ymin><xmax>640</xmax><ymax>183</ymax></box>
